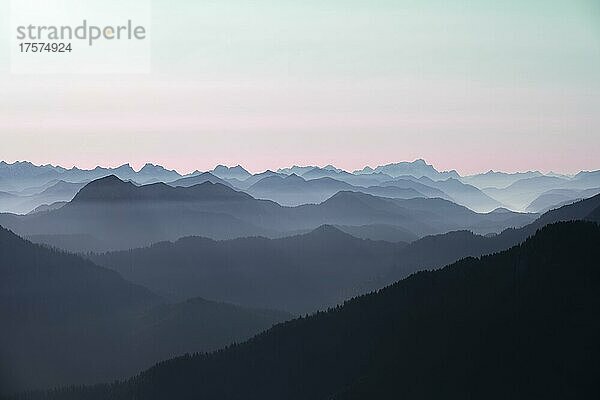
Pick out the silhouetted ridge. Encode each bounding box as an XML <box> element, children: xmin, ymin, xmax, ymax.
<box><xmin>21</xmin><ymin>221</ymin><xmax>600</xmax><ymax>400</ymax></box>
<box><xmin>0</xmin><ymin>226</ymin><xmax>291</xmax><ymax>395</ymax></box>
<box><xmin>90</xmin><ymin>225</ymin><xmax>401</xmax><ymax>312</ymax></box>
<box><xmin>72</xmin><ymin>175</ymin><xmax>138</xmax><ymax>201</ymax></box>
<box><xmin>0</xmin><ymin>224</ymin><xmax>161</xmax><ymax>393</ymax></box>
<box><xmin>72</xmin><ymin>175</ymin><xmax>251</xmax><ymax>203</ymax></box>
<box><xmin>533</xmin><ymin>193</ymin><xmax>600</xmax><ymax>228</ymax></box>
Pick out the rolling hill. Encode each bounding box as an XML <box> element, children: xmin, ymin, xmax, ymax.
<box><xmin>246</xmin><ymin>174</ymin><xmax>424</xmax><ymax>206</ymax></box>
<box><xmin>385</xmin><ymin>192</ymin><xmax>600</xmax><ymax>281</ymax></box>
<box><xmin>0</xmin><ymin>176</ymin><xmax>535</xmax><ymax>252</ymax></box>
<box><xmin>402</xmin><ymin>176</ymin><xmax>505</xmax><ymax>212</ymax></box>
<box><xmin>90</xmin><ymin>225</ymin><xmax>403</xmax><ymax>313</ymax></box>
<box><xmin>88</xmin><ymin>194</ymin><xmax>598</xmax><ymax>316</ymax></box>
<box><xmin>19</xmin><ymin>221</ymin><xmax>600</xmax><ymax>400</ymax></box>
<box><xmin>483</xmin><ymin>175</ymin><xmax>574</xmax><ymax>210</ymax></box>
<box><xmin>0</xmin><ymin>181</ymin><xmax>85</xmax><ymax>215</ymax></box>
<box><xmin>0</xmin><ymin>225</ymin><xmax>160</xmax><ymax>393</ymax></box>
<box><xmin>0</xmin><ymin>226</ymin><xmax>289</xmax><ymax>395</ymax></box>
<box><xmin>247</xmin><ymin>174</ymin><xmax>355</xmax><ymax>205</ymax></box>
<box><xmin>461</xmin><ymin>170</ymin><xmax>543</xmax><ymax>189</ymax></box>
<box><xmin>525</xmin><ymin>187</ymin><xmax>600</xmax><ymax>213</ymax></box>
<box><xmin>0</xmin><ymin>176</ymin><xmax>274</xmax><ymax>251</ymax></box>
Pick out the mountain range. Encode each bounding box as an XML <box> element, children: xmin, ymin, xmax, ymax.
<box><xmin>3</xmin><ymin>160</ymin><xmax>599</xmax><ymax>215</ymax></box>
<box><xmin>0</xmin><ymin>226</ymin><xmax>290</xmax><ymax>394</ymax></box>
<box><xmin>87</xmin><ymin>193</ymin><xmax>600</xmax><ymax>314</ymax></box>
<box><xmin>0</xmin><ymin>158</ymin><xmax>600</xmax><ymax>399</ymax></box>
<box><xmin>13</xmin><ymin>221</ymin><xmax>599</xmax><ymax>399</ymax></box>
<box><xmin>246</xmin><ymin>174</ymin><xmax>424</xmax><ymax>206</ymax></box>
<box><xmin>90</xmin><ymin>225</ymin><xmax>402</xmax><ymax>313</ymax></box>
<box><xmin>0</xmin><ymin>175</ymin><xmax>536</xmax><ymax>252</ymax></box>
<box><xmin>0</xmin><ymin>181</ymin><xmax>85</xmax><ymax>214</ymax></box>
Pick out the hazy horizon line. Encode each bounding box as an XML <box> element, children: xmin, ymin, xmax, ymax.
<box><xmin>1</xmin><ymin>157</ymin><xmax>597</xmax><ymax>177</ymax></box>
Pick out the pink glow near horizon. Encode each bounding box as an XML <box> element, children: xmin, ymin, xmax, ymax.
<box><xmin>1</xmin><ymin>147</ymin><xmax>596</xmax><ymax>177</ymax></box>
<box><xmin>1</xmin><ymin>77</ymin><xmax>598</xmax><ymax>176</ymax></box>
<box><xmin>2</xmin><ymin>0</ymin><xmax>600</xmax><ymax>177</ymax></box>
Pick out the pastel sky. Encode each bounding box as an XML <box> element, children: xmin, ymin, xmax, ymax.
<box><xmin>0</xmin><ymin>0</ymin><xmax>599</xmax><ymax>175</ymax></box>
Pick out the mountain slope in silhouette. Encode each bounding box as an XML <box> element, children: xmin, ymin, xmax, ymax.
<box><xmin>0</xmin><ymin>226</ymin><xmax>289</xmax><ymax>395</ymax></box>
<box><xmin>26</xmin><ymin>221</ymin><xmax>600</xmax><ymax>400</ymax></box>
<box><xmin>0</xmin><ymin>225</ymin><xmax>160</xmax><ymax>392</ymax></box>
<box><xmin>385</xmin><ymin>192</ymin><xmax>600</xmax><ymax>281</ymax></box>
<box><xmin>87</xmin><ymin>195</ymin><xmax>597</xmax><ymax>318</ymax></box>
<box><xmin>91</xmin><ymin>225</ymin><xmax>403</xmax><ymax>313</ymax></box>
<box><xmin>0</xmin><ymin>177</ymin><xmax>534</xmax><ymax>252</ymax></box>
<box><xmin>247</xmin><ymin>174</ymin><xmax>425</xmax><ymax>206</ymax></box>
<box><xmin>525</xmin><ymin>187</ymin><xmax>600</xmax><ymax>213</ymax></box>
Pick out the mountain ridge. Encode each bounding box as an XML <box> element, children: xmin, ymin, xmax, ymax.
<box><xmin>0</xmin><ymin>226</ymin><xmax>290</xmax><ymax>395</ymax></box>
<box><xmin>18</xmin><ymin>221</ymin><xmax>600</xmax><ymax>400</ymax></box>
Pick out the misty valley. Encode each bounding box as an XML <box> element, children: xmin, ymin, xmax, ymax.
<box><xmin>0</xmin><ymin>159</ymin><xmax>599</xmax><ymax>399</ymax></box>
<box><xmin>3</xmin><ymin>0</ymin><xmax>599</xmax><ymax>396</ymax></box>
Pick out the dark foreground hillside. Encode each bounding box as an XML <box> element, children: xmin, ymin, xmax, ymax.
<box><xmin>0</xmin><ymin>227</ymin><xmax>289</xmax><ymax>395</ymax></box>
<box><xmin>15</xmin><ymin>221</ymin><xmax>600</xmax><ymax>400</ymax></box>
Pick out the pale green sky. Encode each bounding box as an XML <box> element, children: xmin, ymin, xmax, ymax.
<box><xmin>0</xmin><ymin>0</ymin><xmax>599</xmax><ymax>174</ymax></box>
<box><xmin>149</xmin><ymin>0</ymin><xmax>600</xmax><ymax>83</ymax></box>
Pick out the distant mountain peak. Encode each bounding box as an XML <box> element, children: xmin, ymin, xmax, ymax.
<box><xmin>323</xmin><ymin>165</ymin><xmax>343</xmax><ymax>173</ymax></box>
<box><xmin>72</xmin><ymin>175</ymin><xmax>135</xmax><ymax>202</ymax></box>
<box><xmin>139</xmin><ymin>163</ymin><xmax>164</xmax><ymax>171</ymax></box>
<box><xmin>214</xmin><ymin>164</ymin><xmax>247</xmax><ymax>171</ymax></box>
<box><xmin>353</xmin><ymin>166</ymin><xmax>374</xmax><ymax>175</ymax></box>
<box><xmin>372</xmin><ymin>160</ymin><xmax>460</xmax><ymax>180</ymax></box>
<box><xmin>276</xmin><ymin>166</ymin><xmax>317</xmax><ymax>176</ymax></box>
<box><xmin>115</xmin><ymin>163</ymin><xmax>133</xmax><ymax>170</ymax></box>
<box><xmin>212</xmin><ymin>165</ymin><xmax>251</xmax><ymax>180</ymax></box>
<box><xmin>91</xmin><ymin>174</ymin><xmax>127</xmax><ymax>185</ymax></box>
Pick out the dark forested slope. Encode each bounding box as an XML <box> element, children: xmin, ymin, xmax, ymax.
<box><xmin>0</xmin><ymin>225</ymin><xmax>160</xmax><ymax>392</ymax></box>
<box><xmin>19</xmin><ymin>221</ymin><xmax>600</xmax><ymax>400</ymax></box>
<box><xmin>0</xmin><ymin>227</ymin><xmax>290</xmax><ymax>395</ymax></box>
